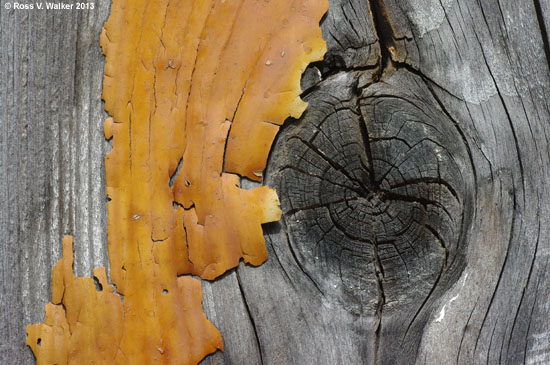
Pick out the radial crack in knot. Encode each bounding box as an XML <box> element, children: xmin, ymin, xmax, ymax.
<box><xmin>267</xmin><ymin>69</ymin><xmax>474</xmax><ymax>315</ymax></box>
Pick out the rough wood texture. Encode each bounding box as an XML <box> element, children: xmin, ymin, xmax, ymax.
<box><xmin>25</xmin><ymin>0</ymin><xmax>328</xmax><ymax>363</ymax></box>
<box><xmin>2</xmin><ymin>0</ymin><xmax>550</xmax><ymax>364</ymax></box>
<box><xmin>1</xmin><ymin>3</ymin><xmax>111</xmax><ymax>364</ymax></box>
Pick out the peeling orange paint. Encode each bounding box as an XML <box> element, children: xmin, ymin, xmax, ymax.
<box><xmin>27</xmin><ymin>0</ymin><xmax>327</xmax><ymax>363</ymax></box>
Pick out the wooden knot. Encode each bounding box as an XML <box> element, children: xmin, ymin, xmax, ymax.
<box><xmin>267</xmin><ymin>70</ymin><xmax>475</xmax><ymax>315</ymax></box>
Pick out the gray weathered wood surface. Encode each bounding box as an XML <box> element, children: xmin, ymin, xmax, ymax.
<box><xmin>2</xmin><ymin>0</ymin><xmax>550</xmax><ymax>364</ymax></box>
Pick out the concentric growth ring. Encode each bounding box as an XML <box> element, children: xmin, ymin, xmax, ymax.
<box><xmin>267</xmin><ymin>71</ymin><xmax>474</xmax><ymax>314</ymax></box>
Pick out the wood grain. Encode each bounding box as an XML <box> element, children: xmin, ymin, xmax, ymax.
<box><xmin>1</xmin><ymin>3</ymin><xmax>111</xmax><ymax>363</ymax></box>
<box><xmin>2</xmin><ymin>0</ymin><xmax>550</xmax><ymax>364</ymax></box>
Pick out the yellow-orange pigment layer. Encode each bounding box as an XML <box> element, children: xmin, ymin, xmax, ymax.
<box><xmin>27</xmin><ymin>0</ymin><xmax>327</xmax><ymax>363</ymax></box>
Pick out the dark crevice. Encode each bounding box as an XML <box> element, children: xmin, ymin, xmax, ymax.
<box><xmin>283</xmin><ymin>161</ymin><xmax>362</xmax><ymax>199</ymax></box>
<box><xmin>235</xmin><ymin>270</ymin><xmax>264</xmax><ymax>365</ymax></box>
<box><xmin>380</xmin><ymin>190</ymin><xmax>454</xmax><ymax>222</ymax></box>
<box><xmin>182</xmin><ymin>225</ymin><xmax>194</xmax><ymax>267</ymax></box>
<box><xmin>457</xmin><ymin>300</ymin><xmax>478</xmax><ymax>364</ymax></box>
<box><xmin>423</xmin><ymin>224</ymin><xmax>449</xmax><ymax>266</ymax></box>
<box><xmin>221</xmin><ymin>78</ymin><xmax>248</xmax><ymax>176</ymax></box>
<box><xmin>262</xmin><ymin>2</ymin><xmax>475</xmax><ymax>363</ymax></box>
<box><xmin>368</xmin><ymin>0</ymin><xmax>394</xmax><ymax>80</ymax></box>
<box><xmin>169</xmin><ymin>156</ymin><xmax>183</xmax><ymax>187</ymax></box>
<box><xmin>93</xmin><ymin>277</ymin><xmax>103</xmax><ymax>292</ymax></box>
<box><xmin>278</xmin><ymin>164</ymin><xmax>361</xmax><ymax>193</ymax></box>
<box><xmin>423</xmin><ymin>80</ymin><xmax>478</xmax><ymax>198</ymax></box>
<box><xmin>285</xmin><ymin>197</ymin><xmax>359</xmax><ymax>216</ymax></box>
<box><xmin>151</xmin><ymin>234</ymin><xmax>167</xmax><ymax>243</ymax></box>
<box><xmin>505</xmin><ymin>221</ymin><xmax>540</xmax><ymax>359</ymax></box>
<box><xmin>355</xmin><ymin>88</ymin><xmax>377</xmax><ymax>188</ymax></box>
<box><xmin>291</xmin><ymin>135</ymin><xmax>370</xmax><ymax>194</ymax></box>
<box><xmin>308</xmin><ymin>57</ymin><xmax>379</xmax><ymax>80</ymax></box>
<box><xmin>172</xmin><ymin>200</ymin><xmax>185</xmax><ymax>210</ymax></box>
<box><xmin>389</xmin><ymin>176</ymin><xmax>460</xmax><ymax>203</ymax></box>
<box><xmin>341</xmin><ymin>4</ymin><xmax>362</xmax><ymax>39</ymax></box>
<box><xmin>300</xmin><ymin>63</ymin><xmax>379</xmax><ymax>101</ymax></box>
<box><xmin>402</xmin><ymin>248</ymin><xmax>446</xmax><ymax>343</ymax></box>
<box><xmin>471</xmin><ymin>27</ymin><xmax>525</xmax><ymax>197</ymax></box>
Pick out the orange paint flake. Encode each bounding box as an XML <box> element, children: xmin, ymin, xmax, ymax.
<box><xmin>27</xmin><ymin>0</ymin><xmax>327</xmax><ymax>363</ymax></box>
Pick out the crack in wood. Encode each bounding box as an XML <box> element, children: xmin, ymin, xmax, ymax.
<box><xmin>266</xmin><ymin>52</ymin><xmax>474</xmax><ymax>355</ymax></box>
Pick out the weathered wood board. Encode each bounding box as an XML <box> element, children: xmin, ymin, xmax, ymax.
<box><xmin>2</xmin><ymin>0</ymin><xmax>550</xmax><ymax>363</ymax></box>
